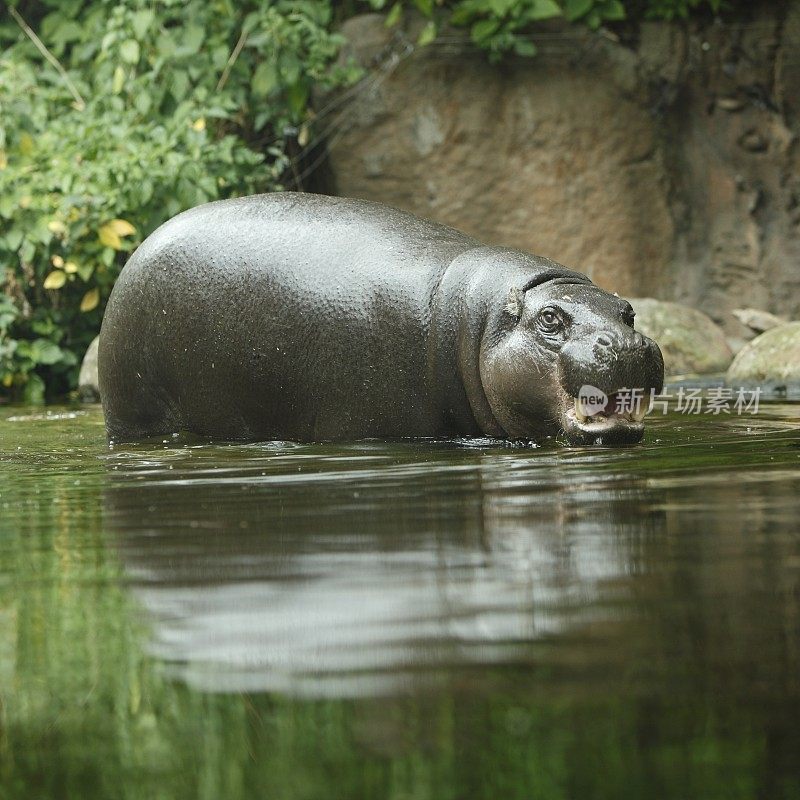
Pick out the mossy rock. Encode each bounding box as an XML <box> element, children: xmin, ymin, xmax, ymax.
<box><xmin>726</xmin><ymin>322</ymin><xmax>800</xmax><ymax>397</ymax></box>
<box><xmin>626</xmin><ymin>298</ymin><xmax>733</xmax><ymax>377</ymax></box>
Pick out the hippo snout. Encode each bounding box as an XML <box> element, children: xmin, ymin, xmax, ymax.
<box><xmin>558</xmin><ymin>330</ymin><xmax>665</xmax><ymax>399</ymax></box>
<box><xmin>553</xmin><ymin>329</ymin><xmax>664</xmax><ymax>445</ymax></box>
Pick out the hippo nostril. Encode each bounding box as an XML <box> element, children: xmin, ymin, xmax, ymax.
<box><xmin>595</xmin><ymin>333</ymin><xmax>613</xmax><ymax>348</ymax></box>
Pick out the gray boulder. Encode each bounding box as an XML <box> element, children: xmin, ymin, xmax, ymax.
<box><xmin>731</xmin><ymin>307</ymin><xmax>788</xmax><ymax>336</ymax></box>
<box><xmin>726</xmin><ymin>322</ymin><xmax>800</xmax><ymax>397</ymax></box>
<box><xmin>626</xmin><ymin>298</ymin><xmax>733</xmax><ymax>377</ymax></box>
<box><xmin>78</xmin><ymin>335</ymin><xmax>100</xmax><ymax>402</ymax></box>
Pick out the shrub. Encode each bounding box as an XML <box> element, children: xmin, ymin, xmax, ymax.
<box><xmin>369</xmin><ymin>0</ymin><xmax>726</xmax><ymax>61</ymax></box>
<box><xmin>0</xmin><ymin>0</ymin><xmax>358</xmax><ymax>402</ymax></box>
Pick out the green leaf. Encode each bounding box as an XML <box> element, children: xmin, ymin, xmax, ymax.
<box><xmin>471</xmin><ymin>18</ymin><xmax>501</xmax><ymax>45</ymax></box>
<box><xmin>21</xmin><ymin>240</ymin><xmax>35</xmax><ymax>264</ymax></box>
<box><xmin>101</xmin><ymin>31</ymin><xmax>117</xmax><ymax>54</ymax></box>
<box><xmin>286</xmin><ymin>82</ymin><xmax>309</xmax><ymax>119</ymax></box>
<box><xmin>413</xmin><ymin>0</ymin><xmax>434</xmax><ymax>17</ymax></box>
<box><xmin>60</xmin><ymin>349</ymin><xmax>79</xmax><ymax>368</ymax></box>
<box><xmin>76</xmin><ymin>262</ymin><xmax>95</xmax><ymax>282</ymax></box>
<box><xmin>564</xmin><ymin>0</ymin><xmax>594</xmax><ymax>21</ymax></box>
<box><xmin>157</xmin><ymin>31</ymin><xmax>176</xmax><ymax>58</ymax></box>
<box><xmin>5</xmin><ymin>228</ymin><xmax>23</xmax><ymax>252</ymax></box>
<box><xmin>0</xmin><ymin>298</ymin><xmax>18</xmax><ymax>332</ymax></box>
<box><xmin>112</xmin><ymin>65</ymin><xmax>125</xmax><ymax>94</ymax></box>
<box><xmin>417</xmin><ymin>21</ymin><xmax>437</xmax><ymax>46</ymax></box>
<box><xmin>31</xmin><ymin>318</ymin><xmax>57</xmax><ymax>336</ymax></box>
<box><xmin>598</xmin><ymin>0</ymin><xmax>626</xmax><ymax>20</ymax></box>
<box><xmin>51</xmin><ymin>20</ymin><xmax>83</xmax><ymax>46</ymax></box>
<box><xmin>131</xmin><ymin>9</ymin><xmax>155</xmax><ymax>39</ymax></box>
<box><xmin>488</xmin><ymin>0</ymin><xmax>516</xmax><ymax>15</ymax></box>
<box><xmin>279</xmin><ymin>53</ymin><xmax>301</xmax><ymax>85</ymax></box>
<box><xmin>513</xmin><ymin>39</ymin><xmax>538</xmax><ymax>57</ymax></box>
<box><xmin>254</xmin><ymin>110</ymin><xmax>271</xmax><ymax>132</ymax></box>
<box><xmin>30</xmin><ymin>339</ymin><xmax>63</xmax><ymax>366</ymax></box>
<box><xmin>241</xmin><ymin>11</ymin><xmax>260</xmax><ymax>36</ymax></box>
<box><xmin>138</xmin><ymin>181</ymin><xmax>154</xmax><ymax>205</ymax></box>
<box><xmin>450</xmin><ymin>3</ymin><xmax>479</xmax><ymax>25</ymax></box>
<box><xmin>384</xmin><ymin>2</ymin><xmax>402</xmax><ymax>27</ymax></box>
<box><xmin>119</xmin><ymin>39</ymin><xmax>140</xmax><ymax>65</ymax></box>
<box><xmin>252</xmin><ymin>62</ymin><xmax>278</xmax><ymax>96</ymax></box>
<box><xmin>170</xmin><ymin>71</ymin><xmax>190</xmax><ymax>102</ymax></box>
<box><xmin>182</xmin><ymin>24</ymin><xmax>205</xmax><ymax>55</ymax></box>
<box><xmin>527</xmin><ymin>0</ymin><xmax>562</xmax><ymax>21</ymax></box>
<box><xmin>134</xmin><ymin>91</ymin><xmax>152</xmax><ymax>115</ymax></box>
<box><xmin>22</xmin><ymin>373</ymin><xmax>45</xmax><ymax>405</ymax></box>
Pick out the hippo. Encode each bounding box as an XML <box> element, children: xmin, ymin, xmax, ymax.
<box><xmin>98</xmin><ymin>193</ymin><xmax>664</xmax><ymax>445</ymax></box>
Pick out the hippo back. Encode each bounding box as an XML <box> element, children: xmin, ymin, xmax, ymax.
<box><xmin>99</xmin><ymin>193</ymin><xmax>480</xmax><ymax>440</ymax></box>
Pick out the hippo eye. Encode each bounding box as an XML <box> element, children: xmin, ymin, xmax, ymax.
<box><xmin>622</xmin><ymin>308</ymin><xmax>636</xmax><ymax>327</ymax></box>
<box><xmin>536</xmin><ymin>307</ymin><xmax>565</xmax><ymax>335</ymax></box>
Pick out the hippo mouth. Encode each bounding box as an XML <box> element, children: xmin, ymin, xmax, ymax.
<box><xmin>560</xmin><ymin>390</ymin><xmax>650</xmax><ymax>446</ymax></box>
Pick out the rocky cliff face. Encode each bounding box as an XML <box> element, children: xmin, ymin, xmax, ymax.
<box><xmin>321</xmin><ymin>5</ymin><xmax>800</xmax><ymax>334</ymax></box>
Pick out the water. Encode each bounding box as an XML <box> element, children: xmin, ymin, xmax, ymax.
<box><xmin>1</xmin><ymin>404</ymin><xmax>799</xmax><ymax>799</ymax></box>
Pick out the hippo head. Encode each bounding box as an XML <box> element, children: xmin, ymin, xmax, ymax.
<box><xmin>480</xmin><ymin>278</ymin><xmax>664</xmax><ymax>446</ymax></box>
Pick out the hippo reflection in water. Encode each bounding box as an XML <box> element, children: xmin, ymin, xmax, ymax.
<box><xmin>105</xmin><ymin>446</ymin><xmax>663</xmax><ymax>697</ymax></box>
<box><xmin>99</xmin><ymin>193</ymin><xmax>664</xmax><ymax>446</ymax></box>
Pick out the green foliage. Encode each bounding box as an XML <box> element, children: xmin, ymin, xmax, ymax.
<box><xmin>0</xmin><ymin>0</ymin><xmax>358</xmax><ymax>402</ymax></box>
<box><xmin>373</xmin><ymin>0</ymin><xmax>727</xmax><ymax>61</ymax></box>
<box><xmin>563</xmin><ymin>0</ymin><xmax>626</xmax><ymax>28</ymax></box>
<box><xmin>451</xmin><ymin>0</ymin><xmax>563</xmax><ymax>60</ymax></box>
<box><xmin>643</xmin><ymin>0</ymin><xmax>723</xmax><ymax>20</ymax></box>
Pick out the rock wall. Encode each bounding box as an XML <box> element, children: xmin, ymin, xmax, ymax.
<box><xmin>321</xmin><ymin>6</ymin><xmax>800</xmax><ymax>334</ymax></box>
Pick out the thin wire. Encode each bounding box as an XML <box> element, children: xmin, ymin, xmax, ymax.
<box><xmin>285</xmin><ymin>51</ymin><xmax>410</xmax><ymax>189</ymax></box>
<box><xmin>253</xmin><ymin>34</ymin><xmax>416</xmax><ymax>158</ymax></box>
<box><xmin>285</xmin><ymin>117</ymin><xmax>352</xmax><ymax>190</ymax></box>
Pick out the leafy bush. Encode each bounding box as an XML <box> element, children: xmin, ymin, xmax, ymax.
<box><xmin>641</xmin><ymin>0</ymin><xmax>723</xmax><ymax>20</ymax></box>
<box><xmin>369</xmin><ymin>0</ymin><xmax>725</xmax><ymax>61</ymax></box>
<box><xmin>0</xmin><ymin>0</ymin><xmax>358</xmax><ymax>402</ymax></box>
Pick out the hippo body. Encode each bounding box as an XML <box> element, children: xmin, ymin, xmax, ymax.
<box><xmin>99</xmin><ymin>193</ymin><xmax>663</xmax><ymax>444</ymax></box>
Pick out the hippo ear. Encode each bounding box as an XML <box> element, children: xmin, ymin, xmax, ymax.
<box><xmin>503</xmin><ymin>287</ymin><xmax>524</xmax><ymax>322</ymax></box>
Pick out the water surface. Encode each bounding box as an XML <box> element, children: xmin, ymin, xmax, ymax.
<box><xmin>1</xmin><ymin>404</ymin><xmax>799</xmax><ymax>799</ymax></box>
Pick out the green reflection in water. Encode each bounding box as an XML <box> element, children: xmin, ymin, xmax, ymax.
<box><xmin>0</xmin><ymin>405</ymin><xmax>799</xmax><ymax>800</ymax></box>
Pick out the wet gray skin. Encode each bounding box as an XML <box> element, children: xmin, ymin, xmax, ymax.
<box><xmin>99</xmin><ymin>193</ymin><xmax>663</xmax><ymax>446</ymax></box>
<box><xmin>483</xmin><ymin>282</ymin><xmax>664</xmax><ymax>446</ymax></box>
